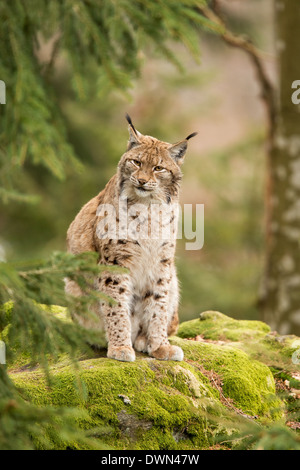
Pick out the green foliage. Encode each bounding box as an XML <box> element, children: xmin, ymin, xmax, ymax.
<box><xmin>0</xmin><ymin>252</ymin><xmax>112</xmax><ymax>366</ymax></box>
<box><xmin>222</xmin><ymin>420</ymin><xmax>300</xmax><ymax>450</ymax></box>
<box><xmin>0</xmin><ymin>0</ymin><xmax>218</xmax><ymax>203</ymax></box>
<box><xmin>0</xmin><ymin>251</ymin><xmax>112</xmax><ymax>449</ymax></box>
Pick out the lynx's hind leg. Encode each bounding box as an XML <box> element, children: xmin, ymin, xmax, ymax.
<box><xmin>64</xmin><ymin>278</ymin><xmax>104</xmax><ymax>333</ymax></box>
<box><xmin>168</xmin><ymin>309</ymin><xmax>179</xmax><ymax>336</ymax></box>
<box><xmin>150</xmin><ymin>344</ymin><xmax>184</xmax><ymax>361</ymax></box>
<box><xmin>134</xmin><ymin>334</ymin><xmax>148</xmax><ymax>353</ymax></box>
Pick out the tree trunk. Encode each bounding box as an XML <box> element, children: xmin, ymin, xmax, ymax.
<box><xmin>260</xmin><ymin>0</ymin><xmax>300</xmax><ymax>335</ymax></box>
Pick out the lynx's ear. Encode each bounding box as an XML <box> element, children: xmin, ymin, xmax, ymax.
<box><xmin>168</xmin><ymin>132</ymin><xmax>198</xmax><ymax>164</ymax></box>
<box><xmin>125</xmin><ymin>113</ymin><xmax>143</xmax><ymax>150</ymax></box>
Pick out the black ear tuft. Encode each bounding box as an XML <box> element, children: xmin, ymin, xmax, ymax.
<box><xmin>185</xmin><ymin>132</ymin><xmax>198</xmax><ymax>141</ymax></box>
<box><xmin>125</xmin><ymin>113</ymin><xmax>133</xmax><ymax>126</ymax></box>
<box><xmin>125</xmin><ymin>113</ymin><xmax>142</xmax><ymax>150</ymax></box>
<box><xmin>125</xmin><ymin>113</ymin><xmax>137</xmax><ymax>134</ymax></box>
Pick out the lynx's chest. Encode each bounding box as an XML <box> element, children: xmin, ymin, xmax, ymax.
<box><xmin>96</xmin><ymin>197</ymin><xmax>178</xmax><ymax>293</ymax></box>
<box><xmin>129</xmin><ymin>243</ymin><xmax>176</xmax><ymax>311</ymax></box>
<box><xmin>133</xmin><ymin>237</ymin><xmax>175</xmax><ymax>275</ymax></box>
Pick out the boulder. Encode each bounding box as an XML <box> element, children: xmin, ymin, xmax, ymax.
<box><xmin>8</xmin><ymin>309</ymin><xmax>300</xmax><ymax>450</ymax></box>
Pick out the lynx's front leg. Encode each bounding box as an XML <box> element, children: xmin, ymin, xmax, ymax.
<box><xmin>99</xmin><ymin>271</ymin><xmax>135</xmax><ymax>362</ymax></box>
<box><xmin>144</xmin><ymin>273</ymin><xmax>184</xmax><ymax>361</ymax></box>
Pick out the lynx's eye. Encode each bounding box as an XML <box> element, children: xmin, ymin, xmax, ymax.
<box><xmin>154</xmin><ymin>165</ymin><xmax>164</xmax><ymax>172</ymax></box>
<box><xmin>130</xmin><ymin>159</ymin><xmax>141</xmax><ymax>167</ymax></box>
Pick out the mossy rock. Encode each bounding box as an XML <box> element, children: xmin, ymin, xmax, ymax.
<box><xmin>13</xmin><ymin>358</ymin><xmax>220</xmax><ymax>450</ymax></box>
<box><xmin>6</xmin><ymin>306</ymin><xmax>297</xmax><ymax>450</ymax></box>
<box><xmin>11</xmin><ymin>350</ymin><xmax>280</xmax><ymax>450</ymax></box>
<box><xmin>177</xmin><ymin>310</ymin><xmax>271</xmax><ymax>342</ymax></box>
<box><xmin>171</xmin><ymin>336</ymin><xmax>283</xmax><ymax>418</ymax></box>
<box><xmin>177</xmin><ymin>310</ymin><xmax>300</xmax><ymax>374</ymax></box>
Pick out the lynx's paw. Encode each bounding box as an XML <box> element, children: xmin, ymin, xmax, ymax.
<box><xmin>107</xmin><ymin>345</ymin><xmax>136</xmax><ymax>362</ymax></box>
<box><xmin>150</xmin><ymin>344</ymin><xmax>184</xmax><ymax>361</ymax></box>
<box><xmin>134</xmin><ymin>334</ymin><xmax>147</xmax><ymax>353</ymax></box>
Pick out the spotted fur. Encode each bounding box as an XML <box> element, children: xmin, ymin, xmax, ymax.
<box><xmin>65</xmin><ymin>115</ymin><xmax>197</xmax><ymax>362</ymax></box>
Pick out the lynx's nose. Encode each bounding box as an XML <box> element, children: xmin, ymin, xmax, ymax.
<box><xmin>138</xmin><ymin>177</ymin><xmax>147</xmax><ymax>185</ymax></box>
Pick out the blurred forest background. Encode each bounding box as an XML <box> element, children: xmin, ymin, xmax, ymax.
<box><xmin>0</xmin><ymin>0</ymin><xmax>274</xmax><ymax>324</ymax></box>
<box><xmin>1</xmin><ymin>0</ymin><xmax>300</xmax><ymax>451</ymax></box>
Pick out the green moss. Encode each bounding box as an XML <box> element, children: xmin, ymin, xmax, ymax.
<box><xmin>7</xmin><ymin>307</ymin><xmax>298</xmax><ymax>450</ymax></box>
<box><xmin>11</xmin><ymin>340</ymin><xmax>282</xmax><ymax>449</ymax></box>
<box><xmin>13</xmin><ymin>356</ymin><xmax>220</xmax><ymax>449</ymax></box>
<box><xmin>177</xmin><ymin>310</ymin><xmax>300</xmax><ymax>376</ymax></box>
<box><xmin>170</xmin><ymin>336</ymin><xmax>283</xmax><ymax>420</ymax></box>
<box><xmin>177</xmin><ymin>310</ymin><xmax>271</xmax><ymax>342</ymax></box>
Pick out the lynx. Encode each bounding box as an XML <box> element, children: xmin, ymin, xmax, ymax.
<box><xmin>65</xmin><ymin>115</ymin><xmax>197</xmax><ymax>362</ymax></box>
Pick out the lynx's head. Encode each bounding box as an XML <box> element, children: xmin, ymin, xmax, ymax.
<box><xmin>117</xmin><ymin>114</ymin><xmax>197</xmax><ymax>204</ymax></box>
